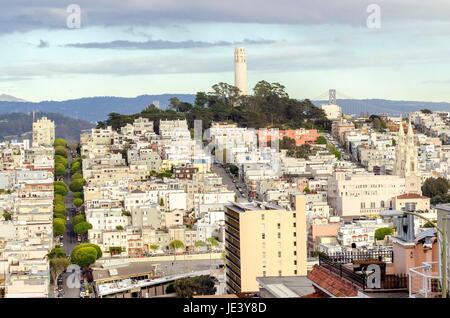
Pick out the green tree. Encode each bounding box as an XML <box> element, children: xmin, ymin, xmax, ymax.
<box><xmin>54</xmin><ymin>181</ymin><xmax>67</xmax><ymax>189</ymax></box>
<box><xmin>421</xmin><ymin>109</ymin><xmax>432</xmax><ymax>114</ymax></box>
<box><xmin>55</xmin><ymin>163</ymin><xmax>66</xmax><ymax>176</ymax></box>
<box><xmin>54</xmin><ymin>185</ymin><xmax>68</xmax><ymax>196</ymax></box>
<box><xmin>55</xmin><ymin>155</ymin><xmax>68</xmax><ymax>168</ymax></box>
<box><xmin>53</xmin><ymin>203</ymin><xmax>66</xmax><ymax>215</ymax></box>
<box><xmin>49</xmin><ymin>257</ymin><xmax>70</xmax><ymax>284</ymax></box>
<box><xmin>71</xmin><ymin>246</ymin><xmax>98</xmax><ymax>268</ymax></box>
<box><xmin>73</xmin><ymin>198</ymin><xmax>84</xmax><ymax>208</ymax></box>
<box><xmin>69</xmin><ymin>179</ymin><xmax>85</xmax><ymax>192</ymax></box>
<box><xmin>422</xmin><ymin>177</ymin><xmax>450</xmax><ymax>198</ymax></box>
<box><xmin>72</xmin><ymin>192</ymin><xmax>84</xmax><ymax>200</ymax></box>
<box><xmin>169</xmin><ymin>240</ymin><xmax>185</xmax><ymax>251</ymax></box>
<box><xmin>194</xmin><ymin>92</ymin><xmax>208</xmax><ymax>107</ymax></box>
<box><xmin>54</xmin><ymin>138</ymin><xmax>68</xmax><ymax>147</ymax></box>
<box><xmin>169</xmin><ymin>97</ymin><xmax>182</xmax><ymax>111</ymax></box>
<box><xmin>72</xmin><ymin>214</ymin><xmax>86</xmax><ymax>226</ymax></box>
<box><xmin>375</xmin><ymin>227</ymin><xmax>394</xmax><ymax>241</ymax></box>
<box><xmin>73</xmin><ymin>221</ymin><xmax>92</xmax><ymax>235</ymax></box>
<box><xmin>149</xmin><ymin>244</ymin><xmax>159</xmax><ymax>252</ymax></box>
<box><xmin>72</xmin><ymin>243</ymin><xmax>102</xmax><ymax>259</ymax></box>
<box><xmin>423</xmin><ymin>221</ymin><xmax>437</xmax><ymax>228</ymax></box>
<box><xmin>116</xmin><ymin>225</ymin><xmax>124</xmax><ymax>230</ymax></box>
<box><xmin>54</xmin><ymin>146</ymin><xmax>68</xmax><ymax>158</ymax></box>
<box><xmin>3</xmin><ymin>211</ymin><xmax>12</xmax><ymax>221</ymax></box>
<box><xmin>70</xmin><ymin>162</ymin><xmax>81</xmax><ymax>174</ymax></box>
<box><xmin>47</xmin><ymin>246</ymin><xmax>66</xmax><ymax>259</ymax></box>
<box><xmin>166</xmin><ymin>275</ymin><xmax>216</xmax><ymax>298</ymax></box>
<box><xmin>316</xmin><ymin>136</ymin><xmax>327</xmax><ymax>144</ymax></box>
<box><xmin>71</xmin><ymin>172</ymin><xmax>83</xmax><ymax>180</ymax></box>
<box><xmin>279</xmin><ymin>137</ymin><xmax>296</xmax><ymax>150</ymax></box>
<box><xmin>195</xmin><ymin>241</ymin><xmax>206</xmax><ymax>249</ymax></box>
<box><xmin>53</xmin><ymin>219</ymin><xmax>66</xmax><ymax>236</ymax></box>
<box><xmin>109</xmin><ymin>246</ymin><xmax>123</xmax><ymax>256</ymax></box>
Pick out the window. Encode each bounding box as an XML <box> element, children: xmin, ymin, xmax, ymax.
<box><xmin>294</xmin><ymin>260</ymin><xmax>297</xmax><ymax>265</ymax></box>
<box><xmin>277</xmin><ymin>223</ymin><xmax>281</xmax><ymax>230</ymax></box>
<box><xmin>278</xmin><ymin>270</ymin><xmax>282</xmax><ymax>277</ymax></box>
<box><xmin>294</xmin><ymin>241</ymin><xmax>297</xmax><ymax>247</ymax></box>
<box><xmin>261</xmin><ymin>214</ymin><xmax>265</xmax><ymax>220</ymax></box>
<box><xmin>294</xmin><ymin>251</ymin><xmax>297</xmax><ymax>256</ymax></box>
<box><xmin>278</xmin><ymin>251</ymin><xmax>282</xmax><ymax>258</ymax></box>
<box><xmin>262</xmin><ymin>233</ymin><xmax>265</xmax><ymax>239</ymax></box>
<box><xmin>371</xmin><ymin>202</ymin><xmax>375</xmax><ymax>208</ymax></box>
<box><xmin>263</xmin><ymin>271</ymin><xmax>266</xmax><ymax>277</ymax></box>
<box><xmin>361</xmin><ymin>202</ymin><xmax>365</xmax><ymax>209</ymax></box>
<box><xmin>293</xmin><ymin>222</ymin><xmax>296</xmax><ymax>228</ymax></box>
<box><xmin>277</xmin><ymin>233</ymin><xmax>281</xmax><ymax>239</ymax></box>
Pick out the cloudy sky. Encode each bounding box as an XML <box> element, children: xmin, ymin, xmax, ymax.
<box><xmin>1</xmin><ymin>0</ymin><xmax>450</xmax><ymax>102</ymax></box>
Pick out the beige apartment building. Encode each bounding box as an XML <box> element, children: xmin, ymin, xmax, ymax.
<box><xmin>327</xmin><ymin>170</ymin><xmax>406</xmax><ymax>217</ymax></box>
<box><xmin>32</xmin><ymin>117</ymin><xmax>55</xmax><ymax>147</ymax></box>
<box><xmin>224</xmin><ymin>194</ymin><xmax>307</xmax><ymax>294</ymax></box>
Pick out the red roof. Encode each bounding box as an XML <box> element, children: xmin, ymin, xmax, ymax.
<box><xmin>307</xmin><ymin>265</ymin><xmax>359</xmax><ymax>297</ymax></box>
<box><xmin>396</xmin><ymin>193</ymin><xmax>428</xmax><ymax>199</ymax></box>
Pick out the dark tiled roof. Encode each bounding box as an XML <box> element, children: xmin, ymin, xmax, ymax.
<box><xmin>307</xmin><ymin>265</ymin><xmax>358</xmax><ymax>298</ymax></box>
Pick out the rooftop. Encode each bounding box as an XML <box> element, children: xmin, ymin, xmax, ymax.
<box><xmin>307</xmin><ymin>265</ymin><xmax>359</xmax><ymax>298</ymax></box>
<box><xmin>257</xmin><ymin>276</ymin><xmax>316</xmax><ymax>298</ymax></box>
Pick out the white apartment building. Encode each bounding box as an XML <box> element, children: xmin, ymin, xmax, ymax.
<box><xmin>327</xmin><ymin>170</ymin><xmax>406</xmax><ymax>217</ymax></box>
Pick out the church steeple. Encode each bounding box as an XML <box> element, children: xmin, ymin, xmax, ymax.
<box><xmin>394</xmin><ymin>119</ymin><xmax>421</xmax><ymax>195</ymax></box>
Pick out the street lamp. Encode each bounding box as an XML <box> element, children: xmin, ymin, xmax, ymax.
<box><xmin>380</xmin><ymin>209</ymin><xmax>448</xmax><ymax>298</ymax></box>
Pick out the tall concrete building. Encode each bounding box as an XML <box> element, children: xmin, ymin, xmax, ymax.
<box><xmin>394</xmin><ymin>121</ymin><xmax>422</xmax><ymax>194</ymax></box>
<box><xmin>32</xmin><ymin>116</ymin><xmax>55</xmax><ymax>147</ymax></box>
<box><xmin>234</xmin><ymin>47</ymin><xmax>248</xmax><ymax>96</ymax></box>
<box><xmin>224</xmin><ymin>194</ymin><xmax>308</xmax><ymax>294</ymax></box>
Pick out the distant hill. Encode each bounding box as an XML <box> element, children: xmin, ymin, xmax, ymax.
<box><xmin>0</xmin><ymin>94</ymin><xmax>28</xmax><ymax>103</ymax></box>
<box><xmin>1</xmin><ymin>94</ymin><xmax>449</xmax><ymax>123</ymax></box>
<box><xmin>313</xmin><ymin>99</ymin><xmax>450</xmax><ymax>116</ymax></box>
<box><xmin>0</xmin><ymin>94</ymin><xmax>195</xmax><ymax>122</ymax></box>
<box><xmin>0</xmin><ymin>112</ymin><xmax>94</xmax><ymax>142</ymax></box>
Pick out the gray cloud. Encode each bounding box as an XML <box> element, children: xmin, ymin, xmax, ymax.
<box><xmin>1</xmin><ymin>1</ymin><xmax>450</xmax><ymax>35</ymax></box>
<box><xmin>38</xmin><ymin>39</ymin><xmax>49</xmax><ymax>48</ymax></box>
<box><xmin>64</xmin><ymin>38</ymin><xmax>276</xmax><ymax>50</ymax></box>
<box><xmin>2</xmin><ymin>46</ymin><xmax>450</xmax><ymax>80</ymax></box>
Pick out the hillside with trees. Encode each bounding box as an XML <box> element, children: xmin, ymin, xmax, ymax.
<box><xmin>98</xmin><ymin>81</ymin><xmax>331</xmax><ymax>132</ymax></box>
<box><xmin>0</xmin><ymin>112</ymin><xmax>94</xmax><ymax>142</ymax></box>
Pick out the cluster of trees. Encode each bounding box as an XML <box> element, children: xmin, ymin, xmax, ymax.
<box><xmin>98</xmin><ymin>81</ymin><xmax>331</xmax><ymax>133</ymax></box>
<box><xmin>70</xmin><ymin>243</ymin><xmax>102</xmax><ymax>268</ymax></box>
<box><xmin>421</xmin><ymin>177</ymin><xmax>450</xmax><ymax>205</ymax></box>
<box><xmin>280</xmin><ymin>137</ymin><xmax>317</xmax><ymax>159</ymax></box>
<box><xmin>53</xmin><ymin>139</ymin><xmax>69</xmax><ymax>236</ymax></box>
<box><xmin>367</xmin><ymin>115</ymin><xmax>387</xmax><ymax>132</ymax></box>
<box><xmin>69</xmin><ymin>155</ymin><xmax>92</xmax><ymax>236</ymax></box>
<box><xmin>374</xmin><ymin>227</ymin><xmax>394</xmax><ymax>241</ymax></box>
<box><xmin>150</xmin><ymin>169</ymin><xmax>173</xmax><ymax>179</ymax></box>
<box><xmin>70</xmin><ymin>157</ymin><xmax>85</xmax><ymax>207</ymax></box>
<box><xmin>47</xmin><ymin>246</ymin><xmax>70</xmax><ymax>284</ymax></box>
<box><xmin>166</xmin><ymin>275</ymin><xmax>217</xmax><ymax>298</ymax></box>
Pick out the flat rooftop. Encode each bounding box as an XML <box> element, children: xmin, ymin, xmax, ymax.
<box><xmin>226</xmin><ymin>201</ymin><xmax>288</xmax><ymax>213</ymax></box>
<box><xmin>93</xmin><ymin>262</ymin><xmax>156</xmax><ymax>282</ymax></box>
<box><xmin>257</xmin><ymin>276</ymin><xmax>315</xmax><ymax>298</ymax></box>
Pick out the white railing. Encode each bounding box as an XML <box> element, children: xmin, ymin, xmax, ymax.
<box><xmin>409</xmin><ymin>262</ymin><xmax>441</xmax><ymax>298</ymax></box>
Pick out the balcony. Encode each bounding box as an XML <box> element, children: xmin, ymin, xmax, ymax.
<box><xmin>409</xmin><ymin>262</ymin><xmax>441</xmax><ymax>298</ymax></box>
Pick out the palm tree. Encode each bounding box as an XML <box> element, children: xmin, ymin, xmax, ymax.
<box><xmin>169</xmin><ymin>240</ymin><xmax>185</xmax><ymax>270</ymax></box>
<box><xmin>206</xmin><ymin>237</ymin><xmax>219</xmax><ymax>269</ymax></box>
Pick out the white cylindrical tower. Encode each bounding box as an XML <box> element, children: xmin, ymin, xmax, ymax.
<box><xmin>234</xmin><ymin>47</ymin><xmax>248</xmax><ymax>95</ymax></box>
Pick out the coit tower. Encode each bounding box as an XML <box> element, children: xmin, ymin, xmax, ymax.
<box><xmin>234</xmin><ymin>47</ymin><xmax>248</xmax><ymax>95</ymax></box>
